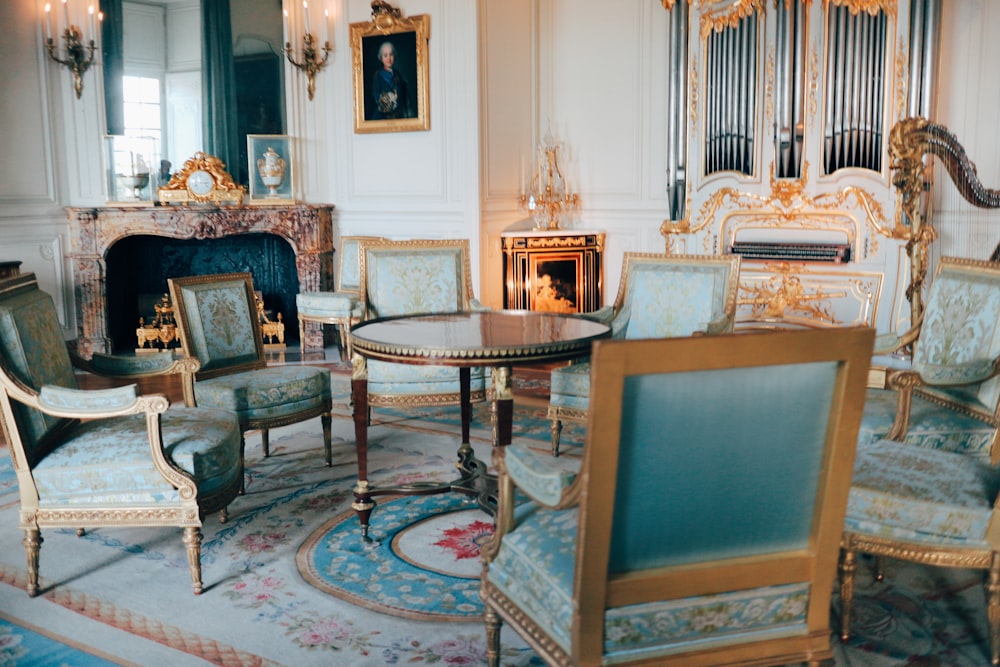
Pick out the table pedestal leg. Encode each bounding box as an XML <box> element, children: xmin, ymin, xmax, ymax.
<box><xmin>351</xmin><ymin>373</ymin><xmax>376</xmax><ymax>543</ymax></box>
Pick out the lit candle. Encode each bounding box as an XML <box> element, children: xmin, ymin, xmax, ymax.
<box><xmin>62</xmin><ymin>0</ymin><xmax>69</xmax><ymax>30</ymax></box>
<box><xmin>323</xmin><ymin>8</ymin><xmax>329</xmax><ymax>44</ymax></box>
<box><xmin>44</xmin><ymin>3</ymin><xmax>52</xmax><ymax>40</ymax></box>
<box><xmin>89</xmin><ymin>5</ymin><xmax>95</xmax><ymax>37</ymax></box>
<box><xmin>302</xmin><ymin>1</ymin><xmax>310</xmax><ymax>35</ymax></box>
<box><xmin>282</xmin><ymin>9</ymin><xmax>289</xmax><ymax>42</ymax></box>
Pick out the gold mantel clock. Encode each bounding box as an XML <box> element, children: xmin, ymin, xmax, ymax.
<box><xmin>158</xmin><ymin>152</ymin><xmax>245</xmax><ymax>205</ymax></box>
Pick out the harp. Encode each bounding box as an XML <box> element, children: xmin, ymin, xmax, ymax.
<box><xmin>890</xmin><ymin>117</ymin><xmax>1000</xmax><ymax>323</ymax></box>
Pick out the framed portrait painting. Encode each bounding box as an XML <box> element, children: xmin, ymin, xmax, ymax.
<box><xmin>350</xmin><ymin>5</ymin><xmax>429</xmax><ymax>134</ymax></box>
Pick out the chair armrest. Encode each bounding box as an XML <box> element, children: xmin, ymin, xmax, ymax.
<box><xmin>503</xmin><ymin>442</ymin><xmax>577</xmax><ymax>507</ymax></box>
<box><xmin>912</xmin><ymin>358</ymin><xmax>998</xmax><ymax>385</ymax></box>
<box><xmin>73</xmin><ymin>351</ymin><xmax>201</xmax><ymax>378</ymax></box>
<box><xmin>585</xmin><ymin>305</ymin><xmax>615</xmax><ymax>323</ymax></box>
<box><xmin>702</xmin><ymin>312</ymin><xmax>735</xmax><ymax>335</ymax></box>
<box><xmin>469</xmin><ymin>298</ymin><xmax>492</xmax><ymax>313</ymax></box>
<box><xmin>38</xmin><ymin>384</ymin><xmax>143</xmax><ymax>417</ymax></box>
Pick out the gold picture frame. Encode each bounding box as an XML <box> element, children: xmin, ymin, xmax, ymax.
<box><xmin>350</xmin><ymin>2</ymin><xmax>430</xmax><ymax>134</ymax></box>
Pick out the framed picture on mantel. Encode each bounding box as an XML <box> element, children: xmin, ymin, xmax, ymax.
<box><xmin>350</xmin><ymin>2</ymin><xmax>430</xmax><ymax>134</ymax></box>
<box><xmin>247</xmin><ymin>135</ymin><xmax>295</xmax><ymax>204</ymax></box>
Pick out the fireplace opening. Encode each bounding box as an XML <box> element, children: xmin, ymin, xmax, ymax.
<box><xmin>105</xmin><ymin>233</ymin><xmax>300</xmax><ymax>353</ymax></box>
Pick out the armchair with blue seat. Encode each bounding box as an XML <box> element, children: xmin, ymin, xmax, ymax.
<box><xmin>352</xmin><ymin>238</ymin><xmax>489</xmax><ymax>423</ymax></box>
<box><xmin>857</xmin><ymin>256</ymin><xmax>1000</xmax><ymax>462</ymax></box>
<box><xmin>547</xmin><ymin>252</ymin><xmax>741</xmax><ymax>456</ymax></box>
<box><xmin>296</xmin><ymin>235</ymin><xmax>384</xmax><ymax>360</ymax></box>
<box><xmin>840</xmin><ymin>256</ymin><xmax>1000</xmax><ymax>664</ymax></box>
<box><xmin>168</xmin><ymin>272</ymin><xmax>333</xmax><ymax>471</ymax></box>
<box><xmin>0</xmin><ymin>272</ymin><xmax>243</xmax><ymax>596</ymax></box>
<box><xmin>482</xmin><ymin>328</ymin><xmax>874</xmax><ymax>666</ymax></box>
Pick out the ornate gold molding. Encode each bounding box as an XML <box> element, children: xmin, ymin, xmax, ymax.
<box><xmin>825</xmin><ymin>0</ymin><xmax>896</xmax><ymax>18</ymax></box>
<box><xmin>739</xmin><ymin>263</ymin><xmax>845</xmax><ymax>325</ymax></box>
<box><xmin>699</xmin><ymin>0</ymin><xmax>765</xmax><ymax>39</ymax></box>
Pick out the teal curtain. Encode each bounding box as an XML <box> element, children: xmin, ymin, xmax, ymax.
<box><xmin>101</xmin><ymin>0</ymin><xmax>124</xmax><ymax>135</ymax></box>
<box><xmin>202</xmin><ymin>0</ymin><xmax>241</xmax><ymax>182</ymax></box>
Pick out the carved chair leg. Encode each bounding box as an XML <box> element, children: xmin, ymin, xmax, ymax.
<box><xmin>839</xmin><ymin>545</ymin><xmax>857</xmax><ymax>642</ymax></box>
<box><xmin>183</xmin><ymin>526</ymin><xmax>204</xmax><ymax>595</ymax></box>
<box><xmin>987</xmin><ymin>552</ymin><xmax>1000</xmax><ymax>665</ymax></box>
<box><xmin>551</xmin><ymin>418</ymin><xmax>563</xmax><ymax>457</ymax></box>
<box><xmin>322</xmin><ymin>413</ymin><xmax>333</xmax><ymax>466</ymax></box>
<box><xmin>484</xmin><ymin>603</ymin><xmax>502</xmax><ymax>667</ymax></box>
<box><xmin>239</xmin><ymin>435</ymin><xmax>247</xmax><ymax>495</ymax></box>
<box><xmin>23</xmin><ymin>528</ymin><xmax>42</xmax><ymax>597</ymax></box>
<box><xmin>219</xmin><ymin>506</ymin><xmax>229</xmax><ymax>524</ymax></box>
<box><xmin>261</xmin><ymin>428</ymin><xmax>270</xmax><ymax>457</ymax></box>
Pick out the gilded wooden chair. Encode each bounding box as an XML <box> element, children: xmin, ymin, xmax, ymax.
<box><xmin>296</xmin><ymin>235</ymin><xmax>384</xmax><ymax>360</ymax></box>
<box><xmin>547</xmin><ymin>252</ymin><xmax>740</xmax><ymax>455</ymax></box>
<box><xmin>840</xmin><ymin>257</ymin><xmax>1000</xmax><ymax>665</ymax></box>
<box><xmin>858</xmin><ymin>257</ymin><xmax>1000</xmax><ymax>462</ymax></box>
<box><xmin>482</xmin><ymin>328</ymin><xmax>873</xmax><ymax>667</ymax></box>
<box><xmin>353</xmin><ymin>238</ymin><xmax>489</xmax><ymax>424</ymax></box>
<box><xmin>0</xmin><ymin>273</ymin><xmax>243</xmax><ymax>596</ymax></box>
<box><xmin>169</xmin><ymin>272</ymin><xmax>333</xmax><ymax>471</ymax></box>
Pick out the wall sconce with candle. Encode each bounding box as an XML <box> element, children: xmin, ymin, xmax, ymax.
<box><xmin>284</xmin><ymin>1</ymin><xmax>333</xmax><ymax>101</ymax></box>
<box><xmin>519</xmin><ymin>130</ymin><xmax>581</xmax><ymax>231</ymax></box>
<box><xmin>42</xmin><ymin>0</ymin><xmax>102</xmax><ymax>99</ymax></box>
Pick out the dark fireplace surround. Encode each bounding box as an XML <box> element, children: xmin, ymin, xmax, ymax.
<box><xmin>67</xmin><ymin>205</ymin><xmax>334</xmax><ymax>357</ymax></box>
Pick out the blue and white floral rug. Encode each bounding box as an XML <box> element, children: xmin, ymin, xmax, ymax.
<box><xmin>0</xmin><ymin>378</ymin><xmax>996</xmax><ymax>666</ymax></box>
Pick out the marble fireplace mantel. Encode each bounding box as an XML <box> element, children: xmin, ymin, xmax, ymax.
<box><xmin>67</xmin><ymin>204</ymin><xmax>335</xmax><ymax>357</ymax></box>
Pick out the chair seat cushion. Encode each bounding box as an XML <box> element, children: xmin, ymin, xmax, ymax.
<box><xmin>33</xmin><ymin>406</ymin><xmax>242</xmax><ymax>506</ymax></box>
<box><xmin>367</xmin><ymin>359</ymin><xmax>486</xmax><ymax>397</ymax></box>
<box><xmin>549</xmin><ymin>361</ymin><xmax>591</xmax><ymax>410</ymax></box>
<box><xmin>488</xmin><ymin>504</ymin><xmax>812</xmax><ymax>660</ymax></box>
<box><xmin>846</xmin><ymin>439</ymin><xmax>1000</xmax><ymax>547</ymax></box>
<box><xmin>858</xmin><ymin>388</ymin><xmax>996</xmax><ymax>460</ymax></box>
<box><xmin>296</xmin><ymin>291</ymin><xmax>362</xmax><ymax>318</ymax></box>
<box><xmin>195</xmin><ymin>366</ymin><xmax>331</xmax><ymax>422</ymax></box>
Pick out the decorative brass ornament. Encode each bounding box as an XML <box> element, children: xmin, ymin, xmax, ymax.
<box><xmin>158</xmin><ymin>152</ymin><xmax>245</xmax><ymax>205</ymax></box>
<box><xmin>825</xmin><ymin>0</ymin><xmax>897</xmax><ymax>19</ymax></box>
<box><xmin>739</xmin><ymin>262</ymin><xmax>844</xmax><ymax>325</ymax></box>
<box><xmin>698</xmin><ymin>0</ymin><xmax>765</xmax><ymax>39</ymax></box>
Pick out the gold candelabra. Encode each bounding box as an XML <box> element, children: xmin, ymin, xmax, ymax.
<box><xmin>43</xmin><ymin>2</ymin><xmax>100</xmax><ymax>99</ymax></box>
<box><xmin>519</xmin><ymin>132</ymin><xmax>580</xmax><ymax>231</ymax></box>
<box><xmin>284</xmin><ymin>2</ymin><xmax>332</xmax><ymax>101</ymax></box>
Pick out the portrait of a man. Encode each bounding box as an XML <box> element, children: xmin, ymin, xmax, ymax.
<box><xmin>350</xmin><ymin>11</ymin><xmax>430</xmax><ymax>133</ymax></box>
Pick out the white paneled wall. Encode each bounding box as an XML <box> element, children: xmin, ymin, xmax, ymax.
<box><xmin>930</xmin><ymin>0</ymin><xmax>1000</xmax><ymax>268</ymax></box>
<box><xmin>4</xmin><ymin>1</ymin><xmax>1000</xmax><ymax>334</ymax></box>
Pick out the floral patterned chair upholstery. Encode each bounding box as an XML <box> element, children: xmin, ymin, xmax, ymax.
<box><xmin>0</xmin><ymin>273</ymin><xmax>243</xmax><ymax>596</ymax></box>
<box><xmin>296</xmin><ymin>235</ymin><xmax>384</xmax><ymax>360</ymax></box>
<box><xmin>546</xmin><ymin>252</ymin><xmax>740</xmax><ymax>455</ymax></box>
<box><xmin>169</xmin><ymin>273</ymin><xmax>333</xmax><ymax>471</ymax></box>
<box><xmin>482</xmin><ymin>328</ymin><xmax>873</xmax><ymax>667</ymax></box>
<box><xmin>857</xmin><ymin>257</ymin><xmax>1000</xmax><ymax>462</ymax></box>
<box><xmin>841</xmin><ymin>256</ymin><xmax>1000</xmax><ymax>665</ymax></box>
<box><xmin>353</xmin><ymin>238</ymin><xmax>489</xmax><ymax>426</ymax></box>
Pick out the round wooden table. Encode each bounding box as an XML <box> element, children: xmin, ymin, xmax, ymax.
<box><xmin>348</xmin><ymin>310</ymin><xmax>611</xmax><ymax>541</ymax></box>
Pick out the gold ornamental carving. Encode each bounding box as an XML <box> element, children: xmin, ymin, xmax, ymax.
<box><xmin>674</xmin><ymin>165</ymin><xmax>891</xmax><ymax>256</ymax></box>
<box><xmin>739</xmin><ymin>263</ymin><xmax>846</xmax><ymax>325</ymax></box>
<box><xmin>825</xmin><ymin>0</ymin><xmax>896</xmax><ymax>19</ymax></box>
<box><xmin>698</xmin><ymin>0</ymin><xmax>765</xmax><ymax>39</ymax></box>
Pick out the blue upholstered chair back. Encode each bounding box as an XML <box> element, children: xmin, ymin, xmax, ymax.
<box><xmin>170</xmin><ymin>273</ymin><xmax>267</xmax><ymax>380</ymax></box>
<box><xmin>912</xmin><ymin>259</ymin><xmax>1000</xmax><ymax>412</ymax></box>
<box><xmin>338</xmin><ymin>236</ymin><xmax>384</xmax><ymax>293</ymax></box>
<box><xmin>359</xmin><ymin>239</ymin><xmax>476</xmax><ymax>318</ymax></box>
<box><xmin>612</xmin><ymin>255</ymin><xmax>739</xmax><ymax>340</ymax></box>
<box><xmin>0</xmin><ymin>278</ymin><xmax>78</xmax><ymax>465</ymax></box>
<box><xmin>610</xmin><ymin>359</ymin><xmax>838</xmax><ymax>569</ymax></box>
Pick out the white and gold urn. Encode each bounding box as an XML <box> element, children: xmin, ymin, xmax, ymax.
<box><xmin>256</xmin><ymin>147</ymin><xmax>286</xmax><ymax>199</ymax></box>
